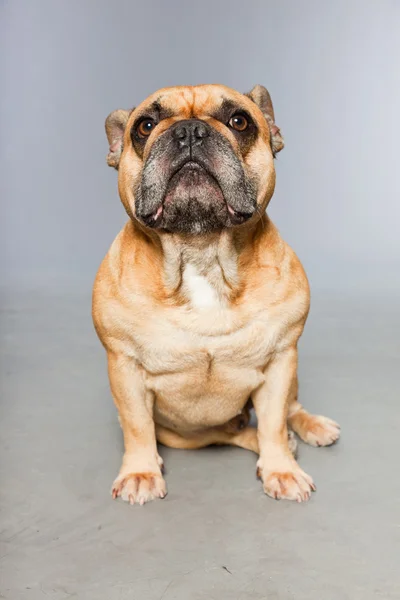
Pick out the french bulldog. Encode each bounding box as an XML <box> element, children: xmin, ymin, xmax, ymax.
<box><xmin>92</xmin><ymin>84</ymin><xmax>340</xmax><ymax>505</ymax></box>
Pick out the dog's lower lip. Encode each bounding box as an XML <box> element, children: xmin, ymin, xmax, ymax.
<box><xmin>153</xmin><ymin>205</ymin><xmax>163</xmax><ymax>219</ymax></box>
<box><xmin>162</xmin><ymin>161</ymin><xmax>205</xmax><ymax>200</ymax></box>
<box><xmin>147</xmin><ymin>205</ymin><xmax>163</xmax><ymax>220</ymax></box>
<box><xmin>227</xmin><ymin>204</ymin><xmax>254</xmax><ymax>222</ymax></box>
<box><xmin>141</xmin><ymin>205</ymin><xmax>163</xmax><ymax>224</ymax></box>
<box><xmin>180</xmin><ymin>160</ymin><xmax>202</xmax><ymax>169</ymax></box>
<box><xmin>173</xmin><ymin>160</ymin><xmax>204</xmax><ymax>175</ymax></box>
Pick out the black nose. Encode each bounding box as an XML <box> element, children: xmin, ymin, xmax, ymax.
<box><xmin>172</xmin><ymin>119</ymin><xmax>209</xmax><ymax>149</ymax></box>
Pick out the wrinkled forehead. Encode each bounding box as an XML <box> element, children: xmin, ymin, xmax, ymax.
<box><xmin>130</xmin><ymin>84</ymin><xmax>262</xmax><ymax>123</ymax></box>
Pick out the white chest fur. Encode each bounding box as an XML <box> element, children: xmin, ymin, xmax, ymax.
<box><xmin>182</xmin><ymin>263</ymin><xmax>222</xmax><ymax>310</ymax></box>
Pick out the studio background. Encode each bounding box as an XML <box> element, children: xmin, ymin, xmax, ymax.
<box><xmin>2</xmin><ymin>0</ymin><xmax>399</xmax><ymax>290</ymax></box>
<box><xmin>1</xmin><ymin>2</ymin><xmax>399</xmax><ymax>599</ymax></box>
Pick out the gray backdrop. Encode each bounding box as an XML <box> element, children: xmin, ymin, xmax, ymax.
<box><xmin>2</xmin><ymin>3</ymin><xmax>400</xmax><ymax>599</ymax></box>
<box><xmin>2</xmin><ymin>0</ymin><xmax>399</xmax><ymax>292</ymax></box>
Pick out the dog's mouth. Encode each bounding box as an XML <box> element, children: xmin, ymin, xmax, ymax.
<box><xmin>164</xmin><ymin>160</ymin><xmax>224</xmax><ymax>201</ymax></box>
<box><xmin>141</xmin><ymin>160</ymin><xmax>251</xmax><ymax>228</ymax></box>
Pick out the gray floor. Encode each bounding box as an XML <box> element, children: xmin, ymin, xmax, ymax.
<box><xmin>1</xmin><ymin>286</ymin><xmax>399</xmax><ymax>599</ymax></box>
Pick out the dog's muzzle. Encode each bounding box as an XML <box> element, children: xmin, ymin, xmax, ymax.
<box><xmin>135</xmin><ymin>119</ymin><xmax>257</xmax><ymax>233</ymax></box>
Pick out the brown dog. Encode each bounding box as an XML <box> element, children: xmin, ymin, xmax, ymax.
<box><xmin>92</xmin><ymin>84</ymin><xmax>340</xmax><ymax>505</ymax></box>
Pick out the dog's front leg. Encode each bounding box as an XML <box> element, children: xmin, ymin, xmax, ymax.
<box><xmin>108</xmin><ymin>353</ymin><xmax>166</xmax><ymax>505</ymax></box>
<box><xmin>253</xmin><ymin>347</ymin><xmax>315</xmax><ymax>502</ymax></box>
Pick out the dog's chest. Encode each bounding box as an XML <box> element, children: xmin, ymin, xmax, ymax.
<box><xmin>182</xmin><ymin>263</ymin><xmax>221</xmax><ymax>310</ymax></box>
<box><xmin>134</xmin><ymin>271</ymin><xmax>281</xmax><ymax>430</ymax></box>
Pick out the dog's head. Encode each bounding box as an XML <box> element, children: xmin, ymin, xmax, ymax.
<box><xmin>105</xmin><ymin>84</ymin><xmax>283</xmax><ymax>235</ymax></box>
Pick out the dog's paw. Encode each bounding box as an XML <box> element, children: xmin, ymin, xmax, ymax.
<box><xmin>300</xmin><ymin>415</ymin><xmax>340</xmax><ymax>447</ymax></box>
<box><xmin>112</xmin><ymin>472</ymin><xmax>167</xmax><ymax>505</ymax></box>
<box><xmin>257</xmin><ymin>459</ymin><xmax>315</xmax><ymax>502</ymax></box>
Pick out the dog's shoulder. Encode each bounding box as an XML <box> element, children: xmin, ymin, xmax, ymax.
<box><xmin>241</xmin><ymin>218</ymin><xmax>310</xmax><ymax>321</ymax></box>
<box><xmin>93</xmin><ymin>222</ymin><xmax>131</xmax><ymax>303</ymax></box>
<box><xmin>92</xmin><ymin>221</ymin><xmax>159</xmax><ymax>349</ymax></box>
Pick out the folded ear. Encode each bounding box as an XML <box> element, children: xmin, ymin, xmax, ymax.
<box><xmin>245</xmin><ymin>85</ymin><xmax>284</xmax><ymax>155</ymax></box>
<box><xmin>105</xmin><ymin>109</ymin><xmax>131</xmax><ymax>168</ymax></box>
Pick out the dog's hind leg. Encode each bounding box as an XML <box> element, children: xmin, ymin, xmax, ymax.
<box><xmin>156</xmin><ymin>424</ymin><xmax>259</xmax><ymax>453</ymax></box>
<box><xmin>156</xmin><ymin>424</ymin><xmax>297</xmax><ymax>456</ymax></box>
<box><xmin>287</xmin><ymin>376</ymin><xmax>341</xmax><ymax>447</ymax></box>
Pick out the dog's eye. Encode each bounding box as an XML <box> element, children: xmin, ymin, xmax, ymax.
<box><xmin>228</xmin><ymin>114</ymin><xmax>248</xmax><ymax>132</ymax></box>
<box><xmin>137</xmin><ymin>119</ymin><xmax>155</xmax><ymax>138</ymax></box>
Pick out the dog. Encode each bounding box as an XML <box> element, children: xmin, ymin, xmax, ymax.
<box><xmin>92</xmin><ymin>84</ymin><xmax>340</xmax><ymax>505</ymax></box>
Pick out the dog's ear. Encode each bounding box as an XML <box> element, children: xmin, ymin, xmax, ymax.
<box><xmin>105</xmin><ymin>109</ymin><xmax>131</xmax><ymax>168</ymax></box>
<box><xmin>245</xmin><ymin>85</ymin><xmax>284</xmax><ymax>155</ymax></box>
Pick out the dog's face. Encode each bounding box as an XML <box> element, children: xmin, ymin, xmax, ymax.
<box><xmin>105</xmin><ymin>84</ymin><xmax>284</xmax><ymax>235</ymax></box>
